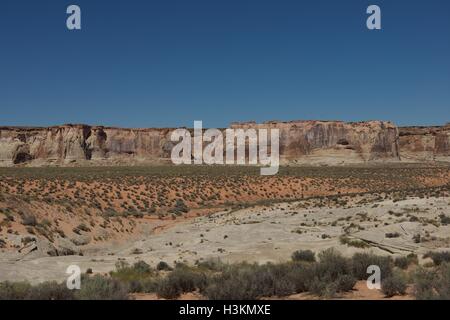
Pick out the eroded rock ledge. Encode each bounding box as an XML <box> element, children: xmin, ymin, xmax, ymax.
<box><xmin>0</xmin><ymin>120</ymin><xmax>448</xmax><ymax>166</ymax></box>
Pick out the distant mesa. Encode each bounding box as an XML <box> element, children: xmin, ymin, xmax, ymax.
<box><xmin>0</xmin><ymin>120</ymin><xmax>449</xmax><ymax>166</ymax></box>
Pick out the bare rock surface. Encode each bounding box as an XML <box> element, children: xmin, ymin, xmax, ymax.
<box><xmin>1</xmin><ymin>195</ymin><xmax>449</xmax><ymax>284</ymax></box>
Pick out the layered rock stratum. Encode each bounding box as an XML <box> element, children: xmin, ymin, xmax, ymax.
<box><xmin>0</xmin><ymin>120</ymin><xmax>449</xmax><ymax>166</ymax></box>
<box><xmin>399</xmin><ymin>124</ymin><xmax>450</xmax><ymax>162</ymax></box>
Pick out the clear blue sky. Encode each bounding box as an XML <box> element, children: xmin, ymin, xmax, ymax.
<box><xmin>1</xmin><ymin>0</ymin><xmax>449</xmax><ymax>128</ymax></box>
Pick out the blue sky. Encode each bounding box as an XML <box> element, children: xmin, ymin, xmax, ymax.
<box><xmin>0</xmin><ymin>0</ymin><xmax>449</xmax><ymax>128</ymax></box>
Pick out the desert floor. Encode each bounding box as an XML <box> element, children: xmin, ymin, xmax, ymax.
<box><xmin>1</xmin><ymin>193</ymin><xmax>449</xmax><ymax>284</ymax></box>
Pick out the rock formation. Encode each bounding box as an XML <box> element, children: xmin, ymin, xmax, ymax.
<box><xmin>0</xmin><ymin>125</ymin><xmax>174</xmax><ymax>166</ymax></box>
<box><xmin>399</xmin><ymin>124</ymin><xmax>450</xmax><ymax>162</ymax></box>
<box><xmin>0</xmin><ymin>120</ymin><xmax>449</xmax><ymax>166</ymax></box>
<box><xmin>231</xmin><ymin>120</ymin><xmax>399</xmax><ymax>165</ymax></box>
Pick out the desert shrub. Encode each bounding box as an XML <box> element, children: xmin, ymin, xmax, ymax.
<box><xmin>27</xmin><ymin>281</ymin><xmax>75</xmax><ymax>300</ymax></box>
<box><xmin>0</xmin><ymin>282</ymin><xmax>32</xmax><ymax>300</ymax></box>
<box><xmin>155</xmin><ymin>279</ymin><xmax>180</xmax><ymax>299</ymax></box>
<box><xmin>394</xmin><ymin>256</ymin><xmax>409</xmax><ymax>269</ymax></box>
<box><xmin>413</xmin><ymin>267</ymin><xmax>438</xmax><ymax>300</ymax></box>
<box><xmin>314</xmin><ymin>249</ymin><xmax>352</xmax><ymax>278</ymax></box>
<box><xmin>336</xmin><ymin>274</ymin><xmax>357</xmax><ymax>292</ymax></box>
<box><xmin>22</xmin><ymin>236</ymin><xmax>35</xmax><ymax>246</ymax></box>
<box><xmin>306</xmin><ymin>249</ymin><xmax>356</xmax><ymax>297</ymax></box>
<box><xmin>110</xmin><ymin>261</ymin><xmax>155</xmax><ymax>293</ymax></box>
<box><xmin>339</xmin><ymin>235</ymin><xmax>370</xmax><ymax>248</ymax></box>
<box><xmin>156</xmin><ymin>266</ymin><xmax>208</xmax><ymax>299</ymax></box>
<box><xmin>439</xmin><ymin>214</ymin><xmax>450</xmax><ymax>225</ymax></box>
<box><xmin>260</xmin><ymin>263</ymin><xmax>298</xmax><ymax>297</ymax></box>
<box><xmin>351</xmin><ymin>253</ymin><xmax>393</xmax><ymax>280</ymax></box>
<box><xmin>413</xmin><ymin>264</ymin><xmax>450</xmax><ymax>300</ymax></box>
<box><xmin>132</xmin><ymin>261</ymin><xmax>152</xmax><ymax>274</ymax></box>
<box><xmin>76</xmin><ymin>223</ymin><xmax>91</xmax><ymax>232</ymax></box>
<box><xmin>75</xmin><ymin>275</ymin><xmax>129</xmax><ymax>300</ymax></box>
<box><xmin>385</xmin><ymin>232</ymin><xmax>400</xmax><ymax>238</ymax></box>
<box><xmin>171</xmin><ymin>199</ymin><xmax>189</xmax><ymax>215</ymax></box>
<box><xmin>287</xmin><ymin>263</ymin><xmax>313</xmax><ymax>293</ymax></box>
<box><xmin>291</xmin><ymin>250</ymin><xmax>315</xmax><ymax>262</ymax></box>
<box><xmin>112</xmin><ymin>261</ymin><xmax>153</xmax><ymax>279</ymax></box>
<box><xmin>203</xmin><ymin>262</ymin><xmax>302</xmax><ymax>300</ymax></box>
<box><xmin>131</xmin><ymin>248</ymin><xmax>143</xmax><ymax>255</ymax></box>
<box><xmin>382</xmin><ymin>271</ymin><xmax>407</xmax><ymax>297</ymax></box>
<box><xmin>393</xmin><ymin>253</ymin><xmax>419</xmax><ymax>270</ymax></box>
<box><xmin>22</xmin><ymin>215</ymin><xmax>37</xmax><ymax>226</ymax></box>
<box><xmin>423</xmin><ymin>251</ymin><xmax>450</xmax><ymax>266</ymax></box>
<box><xmin>195</xmin><ymin>258</ymin><xmax>226</xmax><ymax>272</ymax></box>
<box><xmin>434</xmin><ymin>264</ymin><xmax>450</xmax><ymax>299</ymax></box>
<box><xmin>202</xmin><ymin>264</ymin><xmax>254</xmax><ymax>300</ymax></box>
<box><xmin>309</xmin><ymin>278</ymin><xmax>339</xmax><ymax>297</ymax></box>
<box><xmin>156</xmin><ymin>261</ymin><xmax>172</xmax><ymax>271</ymax></box>
<box><xmin>138</xmin><ymin>278</ymin><xmax>160</xmax><ymax>293</ymax></box>
<box><xmin>307</xmin><ymin>274</ymin><xmax>356</xmax><ymax>298</ymax></box>
<box><xmin>406</xmin><ymin>253</ymin><xmax>419</xmax><ymax>265</ymax></box>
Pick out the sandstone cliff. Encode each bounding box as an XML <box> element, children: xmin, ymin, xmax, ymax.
<box><xmin>231</xmin><ymin>120</ymin><xmax>399</xmax><ymax>165</ymax></box>
<box><xmin>399</xmin><ymin>124</ymin><xmax>450</xmax><ymax>162</ymax></box>
<box><xmin>0</xmin><ymin>120</ymin><xmax>448</xmax><ymax>167</ymax></box>
<box><xmin>0</xmin><ymin>125</ymin><xmax>174</xmax><ymax>166</ymax></box>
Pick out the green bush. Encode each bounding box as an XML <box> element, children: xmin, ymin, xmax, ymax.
<box><xmin>413</xmin><ymin>267</ymin><xmax>438</xmax><ymax>300</ymax></box>
<box><xmin>0</xmin><ymin>281</ymin><xmax>74</xmax><ymax>300</ymax></box>
<box><xmin>439</xmin><ymin>214</ymin><xmax>450</xmax><ymax>225</ymax></box>
<box><xmin>382</xmin><ymin>272</ymin><xmax>407</xmax><ymax>297</ymax></box>
<box><xmin>27</xmin><ymin>281</ymin><xmax>75</xmax><ymax>300</ymax></box>
<box><xmin>393</xmin><ymin>254</ymin><xmax>419</xmax><ymax>270</ymax></box>
<box><xmin>0</xmin><ymin>282</ymin><xmax>32</xmax><ymax>300</ymax></box>
<box><xmin>110</xmin><ymin>260</ymin><xmax>156</xmax><ymax>293</ymax></box>
<box><xmin>423</xmin><ymin>251</ymin><xmax>450</xmax><ymax>266</ymax></box>
<box><xmin>156</xmin><ymin>261</ymin><xmax>172</xmax><ymax>271</ymax></box>
<box><xmin>195</xmin><ymin>258</ymin><xmax>225</xmax><ymax>272</ymax></box>
<box><xmin>111</xmin><ymin>261</ymin><xmax>153</xmax><ymax>280</ymax></box>
<box><xmin>138</xmin><ymin>278</ymin><xmax>160</xmax><ymax>293</ymax></box>
<box><xmin>351</xmin><ymin>253</ymin><xmax>393</xmax><ymax>280</ymax></box>
<box><xmin>203</xmin><ymin>264</ymin><xmax>258</xmax><ymax>300</ymax></box>
<box><xmin>291</xmin><ymin>250</ymin><xmax>315</xmax><ymax>262</ymax></box>
<box><xmin>260</xmin><ymin>263</ymin><xmax>298</xmax><ymax>297</ymax></box>
<box><xmin>156</xmin><ymin>266</ymin><xmax>207</xmax><ymax>299</ymax></box>
<box><xmin>339</xmin><ymin>235</ymin><xmax>370</xmax><ymax>248</ymax></box>
<box><xmin>413</xmin><ymin>264</ymin><xmax>450</xmax><ymax>300</ymax></box>
<box><xmin>385</xmin><ymin>232</ymin><xmax>400</xmax><ymax>238</ymax></box>
<box><xmin>75</xmin><ymin>275</ymin><xmax>129</xmax><ymax>300</ymax></box>
<box><xmin>132</xmin><ymin>261</ymin><xmax>152</xmax><ymax>274</ymax></box>
<box><xmin>21</xmin><ymin>215</ymin><xmax>37</xmax><ymax>226</ymax></box>
<box><xmin>203</xmin><ymin>262</ymin><xmax>302</xmax><ymax>300</ymax></box>
<box><xmin>306</xmin><ymin>249</ymin><xmax>356</xmax><ymax>297</ymax></box>
<box><xmin>406</xmin><ymin>253</ymin><xmax>419</xmax><ymax>265</ymax></box>
<box><xmin>394</xmin><ymin>256</ymin><xmax>409</xmax><ymax>269</ymax></box>
<box><xmin>336</xmin><ymin>274</ymin><xmax>358</xmax><ymax>292</ymax></box>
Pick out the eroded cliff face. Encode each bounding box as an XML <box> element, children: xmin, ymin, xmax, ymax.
<box><xmin>231</xmin><ymin>120</ymin><xmax>400</xmax><ymax>165</ymax></box>
<box><xmin>0</xmin><ymin>125</ymin><xmax>174</xmax><ymax>166</ymax></box>
<box><xmin>1</xmin><ymin>120</ymin><xmax>448</xmax><ymax>167</ymax></box>
<box><xmin>0</xmin><ymin>120</ymin><xmax>401</xmax><ymax>166</ymax></box>
<box><xmin>399</xmin><ymin>124</ymin><xmax>450</xmax><ymax>162</ymax></box>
